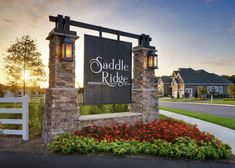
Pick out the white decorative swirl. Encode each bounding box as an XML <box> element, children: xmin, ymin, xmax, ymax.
<box><xmin>89</xmin><ymin>56</ymin><xmax>102</xmax><ymax>74</ymax></box>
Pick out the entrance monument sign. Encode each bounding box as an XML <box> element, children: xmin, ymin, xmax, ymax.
<box><xmin>84</xmin><ymin>35</ymin><xmax>132</xmax><ymax>104</ymax></box>
<box><xmin>43</xmin><ymin>14</ymin><xmax>159</xmax><ymax>144</ymax></box>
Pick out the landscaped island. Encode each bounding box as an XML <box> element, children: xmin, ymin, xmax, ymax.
<box><xmin>49</xmin><ymin>118</ymin><xmax>232</xmax><ymax>160</ymax></box>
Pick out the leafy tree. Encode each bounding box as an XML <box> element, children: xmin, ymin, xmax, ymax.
<box><xmin>0</xmin><ymin>84</ymin><xmax>4</xmax><ymax>97</ymax></box>
<box><xmin>198</xmin><ymin>87</ymin><xmax>207</xmax><ymax>98</ymax></box>
<box><xmin>227</xmin><ymin>85</ymin><xmax>235</xmax><ymax>98</ymax></box>
<box><xmin>222</xmin><ymin>75</ymin><xmax>235</xmax><ymax>84</ymax></box>
<box><xmin>4</xmin><ymin>35</ymin><xmax>46</xmax><ymax>94</ymax></box>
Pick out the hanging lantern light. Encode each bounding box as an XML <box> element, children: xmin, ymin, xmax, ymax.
<box><xmin>61</xmin><ymin>37</ymin><xmax>74</xmax><ymax>61</ymax></box>
<box><xmin>147</xmin><ymin>50</ymin><xmax>158</xmax><ymax>69</ymax></box>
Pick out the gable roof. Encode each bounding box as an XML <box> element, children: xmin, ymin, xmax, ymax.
<box><xmin>177</xmin><ymin>68</ymin><xmax>232</xmax><ymax>84</ymax></box>
<box><xmin>172</xmin><ymin>70</ymin><xmax>179</xmax><ymax>77</ymax></box>
<box><xmin>159</xmin><ymin>76</ymin><xmax>172</xmax><ymax>84</ymax></box>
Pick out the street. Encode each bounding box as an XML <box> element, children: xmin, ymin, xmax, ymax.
<box><xmin>0</xmin><ymin>152</ymin><xmax>234</xmax><ymax>168</ymax></box>
<box><xmin>159</xmin><ymin>102</ymin><xmax>235</xmax><ymax>119</ymax></box>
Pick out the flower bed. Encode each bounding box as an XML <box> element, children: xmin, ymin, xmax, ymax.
<box><xmin>49</xmin><ymin>119</ymin><xmax>232</xmax><ymax>160</ymax></box>
<box><xmin>75</xmin><ymin>119</ymin><xmax>213</xmax><ymax>144</ymax></box>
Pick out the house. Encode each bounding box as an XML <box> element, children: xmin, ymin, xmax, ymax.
<box><xmin>157</xmin><ymin>76</ymin><xmax>172</xmax><ymax>97</ymax></box>
<box><xmin>0</xmin><ymin>83</ymin><xmax>44</xmax><ymax>97</ymax></box>
<box><xmin>158</xmin><ymin>68</ymin><xmax>233</xmax><ymax>98</ymax></box>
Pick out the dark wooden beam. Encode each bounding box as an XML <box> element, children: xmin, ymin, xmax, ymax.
<box><xmin>49</xmin><ymin>15</ymin><xmax>154</xmax><ymax>48</ymax></box>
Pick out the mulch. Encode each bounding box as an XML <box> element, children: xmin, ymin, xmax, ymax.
<box><xmin>0</xmin><ymin>135</ymin><xmax>49</xmax><ymax>154</ymax></box>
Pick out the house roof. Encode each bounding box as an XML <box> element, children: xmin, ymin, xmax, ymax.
<box><xmin>172</xmin><ymin>70</ymin><xmax>179</xmax><ymax>76</ymax></box>
<box><xmin>177</xmin><ymin>68</ymin><xmax>233</xmax><ymax>84</ymax></box>
<box><xmin>159</xmin><ymin>76</ymin><xmax>172</xmax><ymax>84</ymax></box>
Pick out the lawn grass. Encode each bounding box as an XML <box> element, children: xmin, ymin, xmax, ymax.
<box><xmin>159</xmin><ymin>97</ymin><xmax>235</xmax><ymax>105</ymax></box>
<box><xmin>196</xmin><ymin>99</ymin><xmax>235</xmax><ymax>105</ymax></box>
<box><xmin>159</xmin><ymin>114</ymin><xmax>168</xmax><ymax>120</ymax></box>
<box><xmin>159</xmin><ymin>97</ymin><xmax>198</xmax><ymax>102</ymax></box>
<box><xmin>160</xmin><ymin>106</ymin><xmax>235</xmax><ymax>130</ymax></box>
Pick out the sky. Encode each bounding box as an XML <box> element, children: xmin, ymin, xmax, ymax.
<box><xmin>0</xmin><ymin>0</ymin><xmax>235</xmax><ymax>87</ymax></box>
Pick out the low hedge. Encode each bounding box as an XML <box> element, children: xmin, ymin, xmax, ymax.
<box><xmin>49</xmin><ymin>134</ymin><xmax>232</xmax><ymax>160</ymax></box>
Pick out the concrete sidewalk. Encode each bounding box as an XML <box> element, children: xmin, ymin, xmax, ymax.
<box><xmin>160</xmin><ymin>110</ymin><xmax>235</xmax><ymax>155</ymax></box>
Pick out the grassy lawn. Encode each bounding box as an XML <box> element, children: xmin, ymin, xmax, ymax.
<box><xmin>159</xmin><ymin>97</ymin><xmax>235</xmax><ymax>105</ymax></box>
<box><xmin>194</xmin><ymin>99</ymin><xmax>235</xmax><ymax>105</ymax></box>
<box><xmin>160</xmin><ymin>106</ymin><xmax>235</xmax><ymax>130</ymax></box>
<box><xmin>159</xmin><ymin>97</ymin><xmax>198</xmax><ymax>102</ymax></box>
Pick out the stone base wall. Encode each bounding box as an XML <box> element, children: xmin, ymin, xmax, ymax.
<box><xmin>78</xmin><ymin>112</ymin><xmax>143</xmax><ymax>130</ymax></box>
<box><xmin>131</xmin><ymin>89</ymin><xmax>159</xmax><ymax>123</ymax></box>
<box><xmin>42</xmin><ymin>88</ymin><xmax>80</xmax><ymax>144</ymax></box>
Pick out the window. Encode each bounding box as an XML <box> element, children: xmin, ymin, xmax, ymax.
<box><xmin>219</xmin><ymin>86</ymin><xmax>223</xmax><ymax>93</ymax></box>
<box><xmin>185</xmin><ymin>88</ymin><xmax>193</xmax><ymax>97</ymax></box>
<box><xmin>207</xmin><ymin>86</ymin><xmax>223</xmax><ymax>94</ymax></box>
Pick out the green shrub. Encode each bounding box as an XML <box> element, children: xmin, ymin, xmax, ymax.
<box><xmin>112</xmin><ymin>104</ymin><xmax>128</xmax><ymax>112</ymax></box>
<box><xmin>80</xmin><ymin>104</ymin><xmax>128</xmax><ymax>115</ymax></box>
<box><xmin>49</xmin><ymin>134</ymin><xmax>232</xmax><ymax>160</ymax></box>
<box><xmin>29</xmin><ymin>99</ymin><xmax>44</xmax><ymax>136</ymax></box>
<box><xmin>49</xmin><ymin>134</ymin><xmax>97</xmax><ymax>154</ymax></box>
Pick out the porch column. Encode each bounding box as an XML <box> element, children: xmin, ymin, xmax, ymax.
<box><xmin>130</xmin><ymin>46</ymin><xmax>159</xmax><ymax>123</ymax></box>
<box><xmin>42</xmin><ymin>31</ymin><xmax>79</xmax><ymax>144</ymax></box>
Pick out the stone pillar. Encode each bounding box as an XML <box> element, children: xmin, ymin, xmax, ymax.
<box><xmin>42</xmin><ymin>31</ymin><xmax>79</xmax><ymax>144</ymax></box>
<box><xmin>130</xmin><ymin>46</ymin><xmax>159</xmax><ymax>123</ymax></box>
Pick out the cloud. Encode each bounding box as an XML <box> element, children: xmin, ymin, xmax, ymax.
<box><xmin>228</xmin><ymin>20</ymin><xmax>235</xmax><ymax>33</ymax></box>
<box><xmin>200</xmin><ymin>59</ymin><xmax>234</xmax><ymax>66</ymax></box>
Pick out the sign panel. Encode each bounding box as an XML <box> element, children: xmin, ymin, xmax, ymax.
<box><xmin>84</xmin><ymin>35</ymin><xmax>132</xmax><ymax>104</ymax></box>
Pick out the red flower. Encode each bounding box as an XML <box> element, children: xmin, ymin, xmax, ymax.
<box><xmin>74</xmin><ymin>119</ymin><xmax>214</xmax><ymax>144</ymax></box>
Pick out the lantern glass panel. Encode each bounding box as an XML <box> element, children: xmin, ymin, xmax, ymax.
<box><xmin>148</xmin><ymin>56</ymin><xmax>153</xmax><ymax>68</ymax></box>
<box><xmin>62</xmin><ymin>43</ymin><xmax>65</xmax><ymax>59</ymax></box>
<box><xmin>154</xmin><ymin>55</ymin><xmax>158</xmax><ymax>67</ymax></box>
<box><xmin>65</xmin><ymin>44</ymin><xmax>73</xmax><ymax>58</ymax></box>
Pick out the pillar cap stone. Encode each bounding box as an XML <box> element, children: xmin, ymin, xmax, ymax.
<box><xmin>46</xmin><ymin>29</ymin><xmax>79</xmax><ymax>40</ymax></box>
<box><xmin>132</xmin><ymin>45</ymin><xmax>156</xmax><ymax>52</ymax></box>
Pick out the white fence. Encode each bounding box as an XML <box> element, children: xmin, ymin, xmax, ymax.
<box><xmin>0</xmin><ymin>96</ymin><xmax>29</xmax><ymax>141</ymax></box>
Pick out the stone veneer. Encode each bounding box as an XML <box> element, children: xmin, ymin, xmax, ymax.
<box><xmin>78</xmin><ymin>112</ymin><xmax>143</xmax><ymax>129</ymax></box>
<box><xmin>42</xmin><ymin>31</ymin><xmax>80</xmax><ymax>144</ymax></box>
<box><xmin>130</xmin><ymin>46</ymin><xmax>159</xmax><ymax>123</ymax></box>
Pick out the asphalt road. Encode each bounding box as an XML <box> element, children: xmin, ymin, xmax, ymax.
<box><xmin>0</xmin><ymin>152</ymin><xmax>235</xmax><ymax>168</ymax></box>
<box><xmin>159</xmin><ymin>102</ymin><xmax>235</xmax><ymax>119</ymax></box>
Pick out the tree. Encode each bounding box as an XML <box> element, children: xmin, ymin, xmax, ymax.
<box><xmin>222</xmin><ymin>75</ymin><xmax>235</xmax><ymax>84</ymax></box>
<box><xmin>4</xmin><ymin>35</ymin><xmax>46</xmax><ymax>95</ymax></box>
<box><xmin>228</xmin><ymin>85</ymin><xmax>235</xmax><ymax>98</ymax></box>
<box><xmin>0</xmin><ymin>84</ymin><xmax>4</xmax><ymax>97</ymax></box>
<box><xmin>198</xmin><ymin>87</ymin><xmax>207</xmax><ymax>98</ymax></box>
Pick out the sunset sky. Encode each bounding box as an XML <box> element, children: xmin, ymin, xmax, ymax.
<box><xmin>0</xmin><ymin>0</ymin><xmax>235</xmax><ymax>87</ymax></box>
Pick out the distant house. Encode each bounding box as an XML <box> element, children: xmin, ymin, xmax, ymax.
<box><xmin>0</xmin><ymin>84</ymin><xmax>43</xmax><ymax>97</ymax></box>
<box><xmin>157</xmin><ymin>76</ymin><xmax>172</xmax><ymax>97</ymax></box>
<box><xmin>158</xmin><ymin>68</ymin><xmax>233</xmax><ymax>98</ymax></box>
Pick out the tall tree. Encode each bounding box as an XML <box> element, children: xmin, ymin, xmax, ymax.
<box><xmin>228</xmin><ymin>85</ymin><xmax>235</xmax><ymax>98</ymax></box>
<box><xmin>222</xmin><ymin>75</ymin><xmax>235</xmax><ymax>84</ymax></box>
<box><xmin>4</xmin><ymin>35</ymin><xmax>46</xmax><ymax>95</ymax></box>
